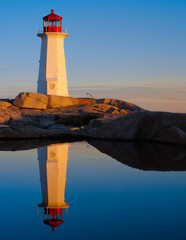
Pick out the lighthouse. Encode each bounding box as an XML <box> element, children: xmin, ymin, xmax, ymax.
<box><xmin>38</xmin><ymin>143</ymin><xmax>70</xmax><ymax>231</ymax></box>
<box><xmin>37</xmin><ymin>10</ymin><xmax>69</xmax><ymax>96</ymax></box>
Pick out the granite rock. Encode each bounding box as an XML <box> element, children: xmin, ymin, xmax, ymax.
<box><xmin>82</xmin><ymin>111</ymin><xmax>186</xmax><ymax>145</ymax></box>
<box><xmin>96</xmin><ymin>98</ymin><xmax>144</xmax><ymax>112</ymax></box>
<box><xmin>1</xmin><ymin>93</ymin><xmax>186</xmax><ymax>146</ymax></box>
<box><xmin>154</xmin><ymin>126</ymin><xmax>186</xmax><ymax>144</ymax></box>
<box><xmin>47</xmin><ymin>95</ymin><xmax>79</xmax><ymax>108</ymax></box>
<box><xmin>13</xmin><ymin>92</ymin><xmax>48</xmax><ymax>109</ymax></box>
<box><xmin>76</xmin><ymin>98</ymin><xmax>96</xmax><ymax>105</ymax></box>
<box><xmin>0</xmin><ymin>101</ymin><xmax>13</xmax><ymax>108</ymax></box>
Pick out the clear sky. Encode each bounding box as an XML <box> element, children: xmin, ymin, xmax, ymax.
<box><xmin>0</xmin><ymin>0</ymin><xmax>186</xmax><ymax>112</ymax></box>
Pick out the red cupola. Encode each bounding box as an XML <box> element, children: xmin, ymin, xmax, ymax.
<box><xmin>43</xmin><ymin>208</ymin><xmax>64</xmax><ymax>231</ymax></box>
<box><xmin>43</xmin><ymin>9</ymin><xmax>62</xmax><ymax>33</ymax></box>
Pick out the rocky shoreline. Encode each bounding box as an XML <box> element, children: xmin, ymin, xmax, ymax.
<box><xmin>0</xmin><ymin>92</ymin><xmax>186</xmax><ymax>145</ymax></box>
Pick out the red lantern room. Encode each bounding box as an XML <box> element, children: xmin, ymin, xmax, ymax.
<box><xmin>43</xmin><ymin>208</ymin><xmax>64</xmax><ymax>232</ymax></box>
<box><xmin>43</xmin><ymin>9</ymin><xmax>62</xmax><ymax>33</ymax></box>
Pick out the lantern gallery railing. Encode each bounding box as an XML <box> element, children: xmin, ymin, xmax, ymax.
<box><xmin>37</xmin><ymin>27</ymin><xmax>68</xmax><ymax>34</ymax></box>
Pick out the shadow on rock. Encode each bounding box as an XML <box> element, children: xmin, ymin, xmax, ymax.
<box><xmin>88</xmin><ymin>140</ymin><xmax>186</xmax><ymax>171</ymax></box>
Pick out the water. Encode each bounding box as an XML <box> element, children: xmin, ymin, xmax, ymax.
<box><xmin>0</xmin><ymin>140</ymin><xmax>186</xmax><ymax>240</ymax></box>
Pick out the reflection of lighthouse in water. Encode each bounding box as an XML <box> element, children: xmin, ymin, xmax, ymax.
<box><xmin>37</xmin><ymin>143</ymin><xmax>70</xmax><ymax>231</ymax></box>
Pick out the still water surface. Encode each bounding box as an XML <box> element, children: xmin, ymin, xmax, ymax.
<box><xmin>0</xmin><ymin>140</ymin><xmax>186</xmax><ymax>240</ymax></box>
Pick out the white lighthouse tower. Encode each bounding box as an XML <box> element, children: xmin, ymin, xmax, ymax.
<box><xmin>37</xmin><ymin>9</ymin><xmax>69</xmax><ymax>96</ymax></box>
<box><xmin>38</xmin><ymin>143</ymin><xmax>70</xmax><ymax>231</ymax></box>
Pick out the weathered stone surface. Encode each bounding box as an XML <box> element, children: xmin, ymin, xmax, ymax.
<box><xmin>89</xmin><ymin>119</ymin><xmax>103</xmax><ymax>128</ymax></box>
<box><xmin>6</xmin><ymin>110</ymin><xmax>22</xmax><ymax>120</ymax></box>
<box><xmin>0</xmin><ymin>110</ymin><xmax>186</xmax><ymax>146</ymax></box>
<box><xmin>47</xmin><ymin>95</ymin><xmax>79</xmax><ymax>108</ymax></box>
<box><xmin>9</xmin><ymin>116</ymin><xmax>40</xmax><ymax>128</ymax></box>
<box><xmin>12</xmin><ymin>93</ymin><xmax>145</xmax><ymax>111</ymax></box>
<box><xmin>77</xmin><ymin>98</ymin><xmax>96</xmax><ymax>105</ymax></box>
<box><xmin>154</xmin><ymin>126</ymin><xmax>186</xmax><ymax>144</ymax></box>
<box><xmin>0</xmin><ymin>105</ymin><xmax>21</xmax><ymax>123</ymax></box>
<box><xmin>0</xmin><ymin>106</ymin><xmax>22</xmax><ymax>126</ymax></box>
<box><xmin>93</xmin><ymin>104</ymin><xmax>116</xmax><ymax>112</ymax></box>
<box><xmin>22</xmin><ymin>109</ymin><xmax>51</xmax><ymax>118</ymax></box>
<box><xmin>0</xmin><ymin>123</ymin><xmax>81</xmax><ymax>139</ymax></box>
<box><xmin>0</xmin><ymin>115</ymin><xmax>11</xmax><ymax>124</ymax></box>
<box><xmin>111</xmin><ymin>109</ymin><xmax>120</xmax><ymax>115</ymax></box>
<box><xmin>103</xmin><ymin>114</ymin><xmax>121</xmax><ymax>120</ymax></box>
<box><xmin>96</xmin><ymin>98</ymin><xmax>144</xmax><ymax>112</ymax></box>
<box><xmin>13</xmin><ymin>92</ymin><xmax>48</xmax><ymax>109</ymax></box>
<box><xmin>120</xmin><ymin>109</ymin><xmax>128</xmax><ymax>114</ymax></box>
<box><xmin>106</xmin><ymin>107</ymin><xmax>118</xmax><ymax>114</ymax></box>
<box><xmin>39</xmin><ymin>119</ymin><xmax>56</xmax><ymax>129</ymax></box>
<box><xmin>1</xmin><ymin>92</ymin><xmax>186</xmax><ymax>146</ymax></box>
<box><xmin>0</xmin><ymin>125</ymin><xmax>23</xmax><ymax>138</ymax></box>
<box><xmin>82</xmin><ymin>111</ymin><xmax>186</xmax><ymax>145</ymax></box>
<box><xmin>0</xmin><ymin>101</ymin><xmax>13</xmax><ymax>108</ymax></box>
<box><xmin>13</xmin><ymin>92</ymin><xmax>98</xmax><ymax>109</ymax></box>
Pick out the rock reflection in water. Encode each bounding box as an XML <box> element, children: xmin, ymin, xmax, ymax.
<box><xmin>37</xmin><ymin>143</ymin><xmax>70</xmax><ymax>231</ymax></box>
<box><xmin>0</xmin><ymin>139</ymin><xmax>76</xmax><ymax>151</ymax></box>
<box><xmin>0</xmin><ymin>139</ymin><xmax>185</xmax><ymax>172</ymax></box>
<box><xmin>88</xmin><ymin>140</ymin><xmax>186</xmax><ymax>171</ymax></box>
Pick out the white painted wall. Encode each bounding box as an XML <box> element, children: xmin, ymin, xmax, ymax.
<box><xmin>38</xmin><ymin>143</ymin><xmax>70</xmax><ymax>208</ymax></box>
<box><xmin>37</xmin><ymin>32</ymin><xmax>69</xmax><ymax>96</ymax></box>
<box><xmin>37</xmin><ymin>35</ymin><xmax>47</xmax><ymax>94</ymax></box>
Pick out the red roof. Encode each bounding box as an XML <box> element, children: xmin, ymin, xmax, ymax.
<box><xmin>43</xmin><ymin>9</ymin><xmax>62</xmax><ymax>21</ymax></box>
<box><xmin>44</xmin><ymin>219</ymin><xmax>63</xmax><ymax>231</ymax></box>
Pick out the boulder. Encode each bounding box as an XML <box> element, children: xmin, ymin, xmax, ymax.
<box><xmin>82</xmin><ymin>111</ymin><xmax>186</xmax><ymax>145</ymax></box>
<box><xmin>13</xmin><ymin>92</ymin><xmax>48</xmax><ymax>109</ymax></box>
<box><xmin>96</xmin><ymin>98</ymin><xmax>144</xmax><ymax>112</ymax></box>
<box><xmin>47</xmin><ymin>95</ymin><xmax>79</xmax><ymax>108</ymax></box>
<box><xmin>154</xmin><ymin>126</ymin><xmax>186</xmax><ymax>145</ymax></box>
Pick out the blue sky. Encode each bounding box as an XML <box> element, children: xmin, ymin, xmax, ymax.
<box><xmin>0</xmin><ymin>0</ymin><xmax>186</xmax><ymax>112</ymax></box>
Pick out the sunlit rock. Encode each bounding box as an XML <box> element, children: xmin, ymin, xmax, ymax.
<box><xmin>0</xmin><ymin>101</ymin><xmax>13</xmax><ymax>108</ymax></box>
<box><xmin>120</xmin><ymin>109</ymin><xmax>128</xmax><ymax>114</ymax></box>
<box><xmin>0</xmin><ymin>115</ymin><xmax>11</xmax><ymax>125</ymax></box>
<box><xmin>13</xmin><ymin>92</ymin><xmax>48</xmax><ymax>109</ymax></box>
<box><xmin>47</xmin><ymin>95</ymin><xmax>79</xmax><ymax>108</ymax></box>
<box><xmin>76</xmin><ymin>98</ymin><xmax>96</xmax><ymax>105</ymax></box>
<box><xmin>96</xmin><ymin>98</ymin><xmax>144</xmax><ymax>112</ymax></box>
